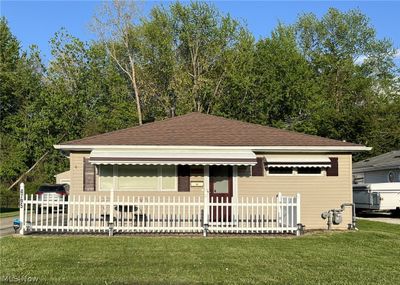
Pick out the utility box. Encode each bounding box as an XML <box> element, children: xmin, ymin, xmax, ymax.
<box><xmin>332</xmin><ymin>211</ymin><xmax>342</xmax><ymax>225</ymax></box>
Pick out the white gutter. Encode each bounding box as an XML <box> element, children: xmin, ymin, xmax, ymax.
<box><xmin>54</xmin><ymin>144</ymin><xmax>371</xmax><ymax>152</ymax></box>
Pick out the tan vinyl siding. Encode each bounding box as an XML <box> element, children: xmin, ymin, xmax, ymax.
<box><xmin>69</xmin><ymin>151</ymin><xmax>353</xmax><ymax>230</ymax></box>
<box><xmin>70</xmin><ymin>152</ymin><xmax>90</xmax><ymax>194</ymax></box>
<box><xmin>238</xmin><ymin>153</ymin><xmax>353</xmax><ymax>229</ymax></box>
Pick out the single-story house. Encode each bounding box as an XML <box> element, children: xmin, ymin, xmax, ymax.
<box><xmin>353</xmin><ymin>150</ymin><xmax>400</xmax><ymax>184</ymax></box>
<box><xmin>54</xmin><ymin>112</ymin><xmax>369</xmax><ymax>230</ymax></box>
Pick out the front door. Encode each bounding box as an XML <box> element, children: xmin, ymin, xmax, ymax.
<box><xmin>209</xmin><ymin>166</ymin><xmax>233</xmax><ymax>222</ymax></box>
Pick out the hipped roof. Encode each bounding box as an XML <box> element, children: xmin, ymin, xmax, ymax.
<box><xmin>58</xmin><ymin>112</ymin><xmax>365</xmax><ymax>149</ymax></box>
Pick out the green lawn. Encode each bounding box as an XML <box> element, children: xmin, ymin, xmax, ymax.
<box><xmin>0</xmin><ymin>220</ymin><xmax>399</xmax><ymax>285</ymax></box>
<box><xmin>0</xmin><ymin>208</ymin><xmax>19</xmax><ymax>218</ymax></box>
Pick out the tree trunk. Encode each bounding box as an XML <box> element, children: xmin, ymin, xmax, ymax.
<box><xmin>7</xmin><ymin>134</ymin><xmax>66</xmax><ymax>190</ymax></box>
<box><xmin>131</xmin><ymin>67</ymin><xmax>143</xmax><ymax>125</ymax></box>
<box><xmin>132</xmin><ymin>79</ymin><xmax>142</xmax><ymax>125</ymax></box>
<box><xmin>7</xmin><ymin>151</ymin><xmax>50</xmax><ymax>190</ymax></box>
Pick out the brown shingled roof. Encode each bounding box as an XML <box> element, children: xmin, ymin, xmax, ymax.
<box><xmin>59</xmin><ymin>112</ymin><xmax>362</xmax><ymax>147</ymax></box>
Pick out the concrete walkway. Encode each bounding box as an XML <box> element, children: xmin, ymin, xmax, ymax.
<box><xmin>357</xmin><ymin>212</ymin><xmax>400</xmax><ymax>225</ymax></box>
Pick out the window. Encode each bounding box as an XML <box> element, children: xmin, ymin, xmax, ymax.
<box><xmin>267</xmin><ymin>167</ymin><xmax>293</xmax><ymax>175</ymax></box>
<box><xmin>118</xmin><ymin>165</ymin><xmax>159</xmax><ymax>191</ymax></box>
<box><xmin>297</xmin><ymin>167</ymin><xmax>322</xmax><ymax>175</ymax></box>
<box><xmin>99</xmin><ymin>165</ymin><xmax>113</xmax><ymax>190</ymax></box>
<box><xmin>267</xmin><ymin>166</ymin><xmax>325</xmax><ymax>176</ymax></box>
<box><xmin>98</xmin><ymin>165</ymin><xmax>177</xmax><ymax>191</ymax></box>
<box><xmin>388</xmin><ymin>171</ymin><xmax>395</xmax><ymax>183</ymax></box>
<box><xmin>213</xmin><ymin>166</ymin><xmax>230</xmax><ymax>193</ymax></box>
<box><xmin>161</xmin><ymin>166</ymin><xmax>176</xmax><ymax>191</ymax></box>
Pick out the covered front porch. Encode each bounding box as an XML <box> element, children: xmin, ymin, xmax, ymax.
<box><xmin>86</xmin><ymin>148</ymin><xmax>261</xmax><ymax>205</ymax></box>
<box><xmin>18</xmin><ymin>148</ymin><xmax>302</xmax><ymax>235</ymax></box>
<box><xmin>19</xmin><ymin>188</ymin><xmax>301</xmax><ymax>235</ymax></box>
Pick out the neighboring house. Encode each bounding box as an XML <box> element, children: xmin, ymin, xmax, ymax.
<box><xmin>54</xmin><ymin>113</ymin><xmax>369</xmax><ymax>230</ymax></box>
<box><xmin>55</xmin><ymin>170</ymin><xmax>71</xmax><ymax>185</ymax></box>
<box><xmin>353</xmin><ymin>151</ymin><xmax>400</xmax><ymax>184</ymax></box>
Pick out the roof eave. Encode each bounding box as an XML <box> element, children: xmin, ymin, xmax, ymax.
<box><xmin>353</xmin><ymin>165</ymin><xmax>400</xmax><ymax>173</ymax></box>
<box><xmin>54</xmin><ymin>144</ymin><xmax>371</xmax><ymax>152</ymax></box>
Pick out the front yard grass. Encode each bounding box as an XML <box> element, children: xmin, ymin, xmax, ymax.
<box><xmin>0</xmin><ymin>220</ymin><xmax>399</xmax><ymax>284</ymax></box>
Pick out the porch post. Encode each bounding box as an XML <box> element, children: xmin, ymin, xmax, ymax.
<box><xmin>233</xmin><ymin>166</ymin><xmax>238</xmax><ymax>224</ymax></box>
<box><xmin>19</xmin><ymin>183</ymin><xmax>25</xmax><ymax>235</ymax></box>
<box><xmin>203</xmin><ymin>165</ymin><xmax>210</xmax><ymax>237</ymax></box>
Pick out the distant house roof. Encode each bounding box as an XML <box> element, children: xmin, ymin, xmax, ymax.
<box><xmin>56</xmin><ymin>112</ymin><xmax>367</xmax><ymax>151</ymax></box>
<box><xmin>353</xmin><ymin>150</ymin><xmax>400</xmax><ymax>172</ymax></box>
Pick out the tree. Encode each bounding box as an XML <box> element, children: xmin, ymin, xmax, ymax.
<box><xmin>0</xmin><ymin>17</ymin><xmax>20</xmax><ymax>128</ymax></box>
<box><xmin>213</xmin><ymin>28</ymin><xmax>256</xmax><ymax>122</ymax></box>
<box><xmin>0</xmin><ymin>21</ymin><xmax>65</xmax><ymax>194</ymax></box>
<box><xmin>91</xmin><ymin>0</ymin><xmax>143</xmax><ymax>125</ymax></box>
<box><xmin>0</xmin><ymin>18</ymin><xmax>45</xmax><ymax>189</ymax></box>
<box><xmin>294</xmin><ymin>8</ymin><xmax>399</xmax><ymax>154</ymax></box>
<box><xmin>170</xmin><ymin>1</ymin><xmax>246</xmax><ymax>114</ymax></box>
<box><xmin>252</xmin><ymin>24</ymin><xmax>318</xmax><ymax>130</ymax></box>
<box><xmin>139</xmin><ymin>5</ymin><xmax>177</xmax><ymax>118</ymax></box>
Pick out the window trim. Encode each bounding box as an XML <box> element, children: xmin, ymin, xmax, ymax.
<box><xmin>97</xmin><ymin>165</ymin><xmax>178</xmax><ymax>192</ymax></box>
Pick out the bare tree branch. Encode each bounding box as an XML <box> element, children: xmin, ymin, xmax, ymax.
<box><xmin>91</xmin><ymin>0</ymin><xmax>143</xmax><ymax>125</ymax></box>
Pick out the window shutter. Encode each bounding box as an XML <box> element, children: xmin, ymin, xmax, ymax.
<box><xmin>190</xmin><ymin>167</ymin><xmax>204</xmax><ymax>176</ymax></box>
<box><xmin>252</xmin><ymin>157</ymin><xmax>265</xmax><ymax>176</ymax></box>
<box><xmin>177</xmin><ymin>165</ymin><xmax>190</xmax><ymax>192</ymax></box>
<box><xmin>327</xmin><ymin>157</ymin><xmax>339</xmax><ymax>176</ymax></box>
<box><xmin>238</xmin><ymin>166</ymin><xmax>251</xmax><ymax>177</ymax></box>
<box><xmin>83</xmin><ymin>158</ymin><xmax>96</xmax><ymax>191</ymax></box>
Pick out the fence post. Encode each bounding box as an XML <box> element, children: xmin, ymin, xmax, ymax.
<box><xmin>108</xmin><ymin>165</ymin><xmax>118</xmax><ymax>236</ymax></box>
<box><xmin>19</xmin><ymin>183</ymin><xmax>25</xmax><ymax>235</ymax></box>
<box><xmin>109</xmin><ymin>186</ymin><xmax>115</xmax><ymax>236</ymax></box>
<box><xmin>203</xmin><ymin>166</ymin><xmax>210</xmax><ymax>237</ymax></box>
<box><xmin>296</xmin><ymin>193</ymin><xmax>301</xmax><ymax>236</ymax></box>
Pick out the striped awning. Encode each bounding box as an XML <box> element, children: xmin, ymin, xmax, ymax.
<box><xmin>265</xmin><ymin>155</ymin><xmax>332</xmax><ymax>168</ymax></box>
<box><xmin>89</xmin><ymin>149</ymin><xmax>257</xmax><ymax>166</ymax></box>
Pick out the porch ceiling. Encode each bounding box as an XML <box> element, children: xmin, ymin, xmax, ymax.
<box><xmin>89</xmin><ymin>149</ymin><xmax>257</xmax><ymax>166</ymax></box>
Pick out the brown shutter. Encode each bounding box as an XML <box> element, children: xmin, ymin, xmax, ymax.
<box><xmin>252</xmin><ymin>157</ymin><xmax>265</xmax><ymax>176</ymax></box>
<box><xmin>178</xmin><ymin>165</ymin><xmax>190</xmax><ymax>192</ymax></box>
<box><xmin>327</xmin><ymin>157</ymin><xmax>339</xmax><ymax>176</ymax></box>
<box><xmin>83</xmin><ymin>158</ymin><xmax>96</xmax><ymax>191</ymax></box>
<box><xmin>190</xmin><ymin>167</ymin><xmax>204</xmax><ymax>176</ymax></box>
<box><xmin>238</xmin><ymin>166</ymin><xmax>251</xmax><ymax>177</ymax></box>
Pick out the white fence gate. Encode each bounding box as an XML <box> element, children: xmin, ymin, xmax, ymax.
<box><xmin>19</xmin><ymin>185</ymin><xmax>301</xmax><ymax>235</ymax></box>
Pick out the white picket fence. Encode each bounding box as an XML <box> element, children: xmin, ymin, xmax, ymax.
<box><xmin>208</xmin><ymin>195</ymin><xmax>300</xmax><ymax>233</ymax></box>
<box><xmin>19</xmin><ymin>190</ymin><xmax>300</xmax><ymax>235</ymax></box>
